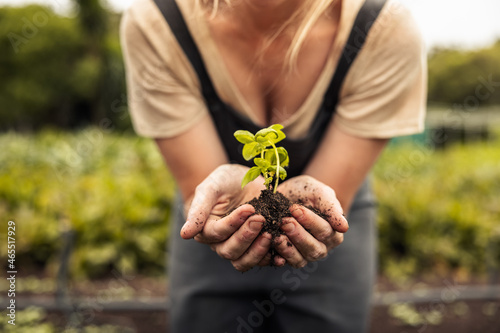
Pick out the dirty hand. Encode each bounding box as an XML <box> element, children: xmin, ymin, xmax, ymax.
<box><xmin>181</xmin><ymin>164</ymin><xmax>278</xmax><ymax>272</ymax></box>
<box><xmin>274</xmin><ymin>175</ymin><xmax>349</xmax><ymax>268</ymax></box>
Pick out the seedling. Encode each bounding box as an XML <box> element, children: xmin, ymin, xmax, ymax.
<box><xmin>234</xmin><ymin>124</ymin><xmax>289</xmax><ymax>193</ymax></box>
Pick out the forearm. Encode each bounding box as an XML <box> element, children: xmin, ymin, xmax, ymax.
<box><xmin>155</xmin><ymin>116</ymin><xmax>229</xmax><ymax>202</ymax></box>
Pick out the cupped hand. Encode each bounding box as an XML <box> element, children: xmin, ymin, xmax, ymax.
<box><xmin>181</xmin><ymin>164</ymin><xmax>281</xmax><ymax>271</ymax></box>
<box><xmin>273</xmin><ymin>175</ymin><xmax>349</xmax><ymax>268</ymax></box>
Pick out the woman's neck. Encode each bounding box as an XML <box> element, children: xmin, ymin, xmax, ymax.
<box><xmin>229</xmin><ymin>0</ymin><xmax>304</xmax><ymax>36</ymax></box>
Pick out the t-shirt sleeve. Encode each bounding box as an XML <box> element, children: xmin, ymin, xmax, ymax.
<box><xmin>334</xmin><ymin>1</ymin><xmax>427</xmax><ymax>138</ymax></box>
<box><xmin>120</xmin><ymin>5</ymin><xmax>208</xmax><ymax>138</ymax></box>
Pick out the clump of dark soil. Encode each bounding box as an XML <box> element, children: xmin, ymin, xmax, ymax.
<box><xmin>248</xmin><ymin>189</ymin><xmax>292</xmax><ymax>238</ymax></box>
<box><xmin>247</xmin><ymin>188</ymin><xmax>332</xmax><ymax>264</ymax></box>
<box><xmin>248</xmin><ymin>189</ymin><xmax>292</xmax><ymax>262</ymax></box>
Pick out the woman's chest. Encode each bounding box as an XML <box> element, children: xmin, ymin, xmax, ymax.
<box><xmin>207</xmin><ymin>17</ymin><xmax>339</xmax><ymax>126</ymax></box>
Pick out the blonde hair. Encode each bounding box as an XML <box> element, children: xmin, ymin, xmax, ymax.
<box><xmin>195</xmin><ymin>0</ymin><xmax>337</xmax><ymax>70</ymax></box>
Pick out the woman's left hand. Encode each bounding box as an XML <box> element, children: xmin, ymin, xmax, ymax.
<box><xmin>273</xmin><ymin>175</ymin><xmax>349</xmax><ymax>268</ymax></box>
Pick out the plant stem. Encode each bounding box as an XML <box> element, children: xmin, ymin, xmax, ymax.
<box><xmin>269</xmin><ymin>141</ymin><xmax>280</xmax><ymax>194</ymax></box>
<box><xmin>261</xmin><ymin>150</ymin><xmax>271</xmax><ymax>190</ymax></box>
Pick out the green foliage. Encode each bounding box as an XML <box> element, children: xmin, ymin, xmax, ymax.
<box><xmin>0</xmin><ymin>306</ymin><xmax>135</xmax><ymax>332</ymax></box>
<box><xmin>234</xmin><ymin>124</ymin><xmax>289</xmax><ymax>192</ymax></box>
<box><xmin>0</xmin><ymin>129</ymin><xmax>174</xmax><ymax>278</ymax></box>
<box><xmin>0</xmin><ymin>130</ymin><xmax>499</xmax><ymax>281</ymax></box>
<box><xmin>0</xmin><ymin>6</ymin><xmax>83</xmax><ymax>128</ymax></box>
<box><xmin>388</xmin><ymin>303</ymin><xmax>443</xmax><ymax>327</ymax></box>
<box><xmin>373</xmin><ymin>135</ymin><xmax>500</xmax><ymax>281</ymax></box>
<box><xmin>0</xmin><ymin>5</ymin><xmax>129</xmax><ymax>131</ymax></box>
<box><xmin>428</xmin><ymin>40</ymin><xmax>500</xmax><ymax>106</ymax></box>
<box><xmin>0</xmin><ymin>276</ymin><xmax>56</xmax><ymax>294</ymax></box>
<box><xmin>2</xmin><ymin>4</ymin><xmax>500</xmax><ymax>133</ymax></box>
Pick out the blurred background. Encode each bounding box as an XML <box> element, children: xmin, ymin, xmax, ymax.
<box><xmin>0</xmin><ymin>0</ymin><xmax>499</xmax><ymax>332</ymax></box>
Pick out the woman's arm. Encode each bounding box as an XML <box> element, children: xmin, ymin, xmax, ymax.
<box><xmin>156</xmin><ymin>116</ymin><xmax>277</xmax><ymax>271</ymax></box>
<box><xmin>154</xmin><ymin>116</ymin><xmax>228</xmax><ymax>202</ymax></box>
<box><xmin>272</xmin><ymin>122</ymin><xmax>388</xmax><ymax>268</ymax></box>
<box><xmin>156</xmin><ymin>115</ymin><xmax>387</xmax><ymax>270</ymax></box>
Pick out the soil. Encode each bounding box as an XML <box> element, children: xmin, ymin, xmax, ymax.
<box><xmin>248</xmin><ymin>189</ymin><xmax>292</xmax><ymax>237</ymax></box>
<box><xmin>247</xmin><ymin>189</ymin><xmax>292</xmax><ymax>261</ymax></box>
<box><xmin>247</xmin><ymin>189</ymin><xmax>330</xmax><ymax>261</ymax></box>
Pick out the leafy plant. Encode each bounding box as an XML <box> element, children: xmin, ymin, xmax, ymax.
<box><xmin>0</xmin><ymin>129</ymin><xmax>173</xmax><ymax>279</ymax></box>
<box><xmin>234</xmin><ymin>124</ymin><xmax>289</xmax><ymax>193</ymax></box>
<box><xmin>2</xmin><ymin>128</ymin><xmax>500</xmax><ymax>281</ymax></box>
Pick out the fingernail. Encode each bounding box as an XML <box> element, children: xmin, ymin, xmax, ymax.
<box><xmin>240</xmin><ymin>209</ymin><xmax>255</xmax><ymax>221</ymax></box>
<box><xmin>180</xmin><ymin>222</ymin><xmax>191</xmax><ymax>239</ymax></box>
<box><xmin>291</xmin><ymin>207</ymin><xmax>303</xmax><ymax>219</ymax></box>
<box><xmin>281</xmin><ymin>222</ymin><xmax>295</xmax><ymax>233</ymax></box>
<box><xmin>250</xmin><ymin>221</ymin><xmax>263</xmax><ymax>232</ymax></box>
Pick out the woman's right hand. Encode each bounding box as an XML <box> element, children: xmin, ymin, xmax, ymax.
<box><xmin>181</xmin><ymin>164</ymin><xmax>282</xmax><ymax>271</ymax></box>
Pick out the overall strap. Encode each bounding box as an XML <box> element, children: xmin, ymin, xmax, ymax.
<box><xmin>154</xmin><ymin>0</ymin><xmax>387</xmax><ymax>119</ymax></box>
<box><xmin>154</xmin><ymin>0</ymin><xmax>388</xmax><ymax>177</ymax></box>
<box><xmin>153</xmin><ymin>0</ymin><xmax>221</xmax><ymax>108</ymax></box>
<box><xmin>322</xmin><ymin>0</ymin><xmax>387</xmax><ymax>111</ymax></box>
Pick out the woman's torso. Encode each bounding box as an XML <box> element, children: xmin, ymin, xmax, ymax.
<box><xmin>205</xmin><ymin>1</ymin><xmax>342</xmax><ymax>126</ymax></box>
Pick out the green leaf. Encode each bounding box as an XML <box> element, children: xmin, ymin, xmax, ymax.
<box><xmin>241</xmin><ymin>166</ymin><xmax>261</xmax><ymax>188</ymax></box>
<box><xmin>263</xmin><ymin>147</ymin><xmax>289</xmax><ymax>167</ymax></box>
<box><xmin>234</xmin><ymin>130</ymin><xmax>255</xmax><ymax>144</ymax></box>
<box><xmin>254</xmin><ymin>158</ymin><xmax>271</xmax><ymax>169</ymax></box>
<box><xmin>264</xmin><ymin>176</ymin><xmax>273</xmax><ymax>188</ymax></box>
<box><xmin>268</xmin><ymin>166</ymin><xmax>287</xmax><ymax>181</ymax></box>
<box><xmin>269</xmin><ymin>124</ymin><xmax>286</xmax><ymax>144</ymax></box>
<box><xmin>277</xmin><ymin>147</ymin><xmax>289</xmax><ymax>167</ymax></box>
<box><xmin>278</xmin><ymin>167</ymin><xmax>287</xmax><ymax>180</ymax></box>
<box><xmin>242</xmin><ymin>142</ymin><xmax>263</xmax><ymax>160</ymax></box>
<box><xmin>270</xmin><ymin>124</ymin><xmax>284</xmax><ymax>131</ymax></box>
<box><xmin>255</xmin><ymin>128</ymin><xmax>278</xmax><ymax>144</ymax></box>
<box><xmin>263</xmin><ymin>149</ymin><xmax>274</xmax><ymax>163</ymax></box>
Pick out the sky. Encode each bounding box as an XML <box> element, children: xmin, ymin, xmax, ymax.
<box><xmin>2</xmin><ymin>0</ymin><xmax>500</xmax><ymax>51</ymax></box>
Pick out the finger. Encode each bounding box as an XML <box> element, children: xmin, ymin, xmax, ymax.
<box><xmin>328</xmin><ymin>213</ymin><xmax>349</xmax><ymax>233</ymax></box>
<box><xmin>273</xmin><ymin>234</ymin><xmax>308</xmax><ymax>268</ymax></box>
<box><xmin>231</xmin><ymin>233</ymin><xmax>273</xmax><ymax>272</ymax></box>
<box><xmin>315</xmin><ymin>192</ymin><xmax>349</xmax><ymax>233</ymax></box>
<box><xmin>289</xmin><ymin>205</ymin><xmax>333</xmax><ymax>241</ymax></box>
<box><xmin>210</xmin><ymin>214</ymin><xmax>266</xmax><ymax>260</ymax></box>
<box><xmin>258</xmin><ymin>253</ymin><xmax>285</xmax><ymax>267</ymax></box>
<box><xmin>282</xmin><ymin>177</ymin><xmax>349</xmax><ymax>233</ymax></box>
<box><xmin>273</xmin><ymin>255</ymin><xmax>286</xmax><ymax>267</ymax></box>
<box><xmin>304</xmin><ymin>189</ymin><xmax>348</xmax><ymax>233</ymax></box>
<box><xmin>279</xmin><ymin>218</ymin><xmax>332</xmax><ymax>262</ymax></box>
<box><xmin>181</xmin><ymin>183</ymin><xmax>219</xmax><ymax>239</ymax></box>
<box><xmin>257</xmin><ymin>253</ymin><xmax>272</xmax><ymax>267</ymax></box>
<box><xmin>289</xmin><ymin>205</ymin><xmax>345</xmax><ymax>249</ymax></box>
<box><xmin>194</xmin><ymin>204</ymin><xmax>255</xmax><ymax>243</ymax></box>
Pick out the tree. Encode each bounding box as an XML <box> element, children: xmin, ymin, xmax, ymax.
<box><xmin>428</xmin><ymin>41</ymin><xmax>500</xmax><ymax>107</ymax></box>
<box><xmin>72</xmin><ymin>0</ymin><xmax>128</xmax><ymax>125</ymax></box>
<box><xmin>0</xmin><ymin>4</ymin><xmax>129</xmax><ymax>131</ymax></box>
<box><xmin>0</xmin><ymin>6</ymin><xmax>86</xmax><ymax>130</ymax></box>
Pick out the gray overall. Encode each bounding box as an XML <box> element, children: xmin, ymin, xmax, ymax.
<box><xmin>155</xmin><ymin>0</ymin><xmax>388</xmax><ymax>331</ymax></box>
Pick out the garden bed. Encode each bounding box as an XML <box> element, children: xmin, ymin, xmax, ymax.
<box><xmin>3</xmin><ymin>275</ymin><xmax>499</xmax><ymax>333</ymax></box>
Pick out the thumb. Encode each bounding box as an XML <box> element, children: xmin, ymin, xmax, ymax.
<box><xmin>180</xmin><ymin>219</ymin><xmax>205</xmax><ymax>240</ymax></box>
<box><xmin>332</xmin><ymin>214</ymin><xmax>349</xmax><ymax>233</ymax></box>
<box><xmin>180</xmin><ymin>189</ymin><xmax>216</xmax><ymax>239</ymax></box>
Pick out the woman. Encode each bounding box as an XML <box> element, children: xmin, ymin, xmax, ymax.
<box><xmin>121</xmin><ymin>0</ymin><xmax>426</xmax><ymax>331</ymax></box>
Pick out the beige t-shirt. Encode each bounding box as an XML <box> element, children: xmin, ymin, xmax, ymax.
<box><xmin>120</xmin><ymin>0</ymin><xmax>427</xmax><ymax>139</ymax></box>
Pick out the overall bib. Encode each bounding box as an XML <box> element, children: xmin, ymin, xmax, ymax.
<box><xmin>154</xmin><ymin>0</ymin><xmax>387</xmax><ymax>331</ymax></box>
